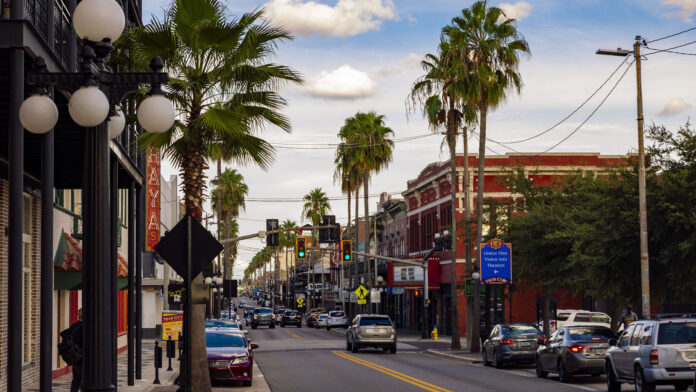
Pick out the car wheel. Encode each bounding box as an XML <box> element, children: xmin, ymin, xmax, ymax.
<box><xmin>674</xmin><ymin>382</ymin><xmax>689</xmax><ymax>391</ymax></box>
<box><xmin>251</xmin><ymin>324</ymin><xmax>257</xmax><ymax>329</ymax></box>
<box><xmin>242</xmin><ymin>380</ymin><xmax>252</xmax><ymax>387</ymax></box>
<box><xmin>351</xmin><ymin>338</ymin><xmax>359</xmax><ymax>353</ymax></box>
<box><xmin>535</xmin><ymin>358</ymin><xmax>548</xmax><ymax>378</ymax></box>
<box><xmin>298</xmin><ymin>324</ymin><xmax>302</xmax><ymax>328</ymax></box>
<box><xmin>270</xmin><ymin>324</ymin><xmax>275</xmax><ymax>329</ymax></box>
<box><xmin>493</xmin><ymin>350</ymin><xmax>503</xmax><ymax>369</ymax></box>
<box><xmin>346</xmin><ymin>339</ymin><xmax>352</xmax><ymax>351</ymax></box>
<box><xmin>389</xmin><ymin>345</ymin><xmax>397</xmax><ymax>354</ymax></box>
<box><xmin>482</xmin><ymin>348</ymin><xmax>491</xmax><ymax>366</ymax></box>
<box><xmin>606</xmin><ymin>362</ymin><xmax>620</xmax><ymax>392</ymax></box>
<box><xmin>634</xmin><ymin>366</ymin><xmax>656</xmax><ymax>392</ymax></box>
<box><xmin>327</xmin><ymin>327</ymin><xmax>331</xmax><ymax>331</ymax></box>
<box><xmin>558</xmin><ymin>360</ymin><xmax>570</xmax><ymax>383</ymax></box>
<box><xmin>382</xmin><ymin>347</ymin><xmax>389</xmax><ymax>352</ymax></box>
<box><xmin>281</xmin><ymin>323</ymin><xmax>285</xmax><ymax>328</ymax></box>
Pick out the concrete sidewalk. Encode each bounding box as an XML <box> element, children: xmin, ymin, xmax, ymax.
<box><xmin>151</xmin><ymin>360</ymin><xmax>270</xmax><ymax>392</ymax></box>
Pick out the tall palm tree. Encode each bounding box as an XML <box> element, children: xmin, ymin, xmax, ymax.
<box><xmin>279</xmin><ymin>219</ymin><xmax>297</xmax><ymax>306</ymax></box>
<box><xmin>211</xmin><ymin>168</ymin><xmax>248</xmax><ymax>277</ymax></box>
<box><xmin>339</xmin><ymin>112</ymin><xmax>394</xmax><ymax>287</ymax></box>
<box><xmin>408</xmin><ymin>39</ymin><xmax>476</xmax><ymax>350</ymax></box>
<box><xmin>302</xmin><ymin>187</ymin><xmax>331</xmax><ymax>230</ymax></box>
<box><xmin>443</xmin><ymin>0</ymin><xmax>529</xmax><ymax>353</ymax></box>
<box><xmin>121</xmin><ymin>0</ymin><xmax>302</xmax><ymax>387</ymax></box>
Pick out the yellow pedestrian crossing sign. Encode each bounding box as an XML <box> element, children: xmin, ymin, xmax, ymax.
<box><xmin>296</xmin><ymin>297</ymin><xmax>305</xmax><ymax>307</ymax></box>
<box><xmin>355</xmin><ymin>285</ymin><xmax>369</xmax><ymax>304</ymax></box>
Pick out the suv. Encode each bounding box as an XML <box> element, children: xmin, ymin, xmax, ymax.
<box><xmin>605</xmin><ymin>316</ymin><xmax>696</xmax><ymax>392</ymax></box>
<box><xmin>326</xmin><ymin>311</ymin><xmax>348</xmax><ymax>330</ymax></box>
<box><xmin>539</xmin><ymin>310</ymin><xmax>611</xmax><ymax>332</ymax></box>
<box><xmin>346</xmin><ymin>314</ymin><xmax>396</xmax><ymax>354</ymax></box>
<box><xmin>251</xmin><ymin>308</ymin><xmax>275</xmax><ymax>329</ymax></box>
<box><xmin>281</xmin><ymin>310</ymin><xmax>302</xmax><ymax>328</ymax></box>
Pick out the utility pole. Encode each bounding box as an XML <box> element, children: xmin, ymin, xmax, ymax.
<box><xmin>463</xmin><ymin>126</ymin><xmax>473</xmax><ymax>344</ymax></box>
<box><xmin>596</xmin><ymin>36</ymin><xmax>651</xmax><ymax>318</ymax></box>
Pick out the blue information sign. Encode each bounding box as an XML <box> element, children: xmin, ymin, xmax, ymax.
<box><xmin>253</xmin><ymin>288</ymin><xmax>258</xmax><ymax>293</ymax></box>
<box><xmin>479</xmin><ymin>239</ymin><xmax>512</xmax><ymax>284</ymax></box>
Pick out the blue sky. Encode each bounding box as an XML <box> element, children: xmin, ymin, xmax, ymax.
<box><xmin>142</xmin><ymin>0</ymin><xmax>696</xmax><ymax>278</ymax></box>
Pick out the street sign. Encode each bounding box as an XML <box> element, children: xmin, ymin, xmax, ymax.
<box><xmin>479</xmin><ymin>238</ymin><xmax>512</xmax><ymax>284</ymax></box>
<box><xmin>370</xmin><ymin>288</ymin><xmax>380</xmax><ymax>303</ymax></box>
<box><xmin>355</xmin><ymin>285</ymin><xmax>369</xmax><ymax>305</ymax></box>
<box><xmin>296</xmin><ymin>297</ymin><xmax>305</xmax><ymax>306</ymax></box>
<box><xmin>391</xmin><ymin>288</ymin><xmax>405</xmax><ymax>295</ymax></box>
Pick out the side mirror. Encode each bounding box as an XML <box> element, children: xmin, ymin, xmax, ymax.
<box><xmin>243</xmin><ymin>330</ymin><xmax>249</xmax><ymax>334</ymax></box>
<box><xmin>608</xmin><ymin>338</ymin><xmax>617</xmax><ymax>346</ymax></box>
<box><xmin>537</xmin><ymin>337</ymin><xmax>547</xmax><ymax>346</ymax></box>
<box><xmin>250</xmin><ymin>342</ymin><xmax>259</xmax><ymax>350</ymax></box>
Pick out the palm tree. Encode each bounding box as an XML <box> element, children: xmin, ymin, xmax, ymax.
<box><xmin>442</xmin><ymin>0</ymin><xmax>529</xmax><ymax>353</ymax></box>
<box><xmin>408</xmin><ymin>39</ymin><xmax>476</xmax><ymax>350</ymax></box>
<box><xmin>120</xmin><ymin>0</ymin><xmax>302</xmax><ymax>387</ymax></box>
<box><xmin>211</xmin><ymin>168</ymin><xmax>248</xmax><ymax>277</ymax></box>
<box><xmin>339</xmin><ymin>112</ymin><xmax>394</xmax><ymax>287</ymax></box>
<box><xmin>302</xmin><ymin>187</ymin><xmax>331</xmax><ymax>231</ymax></box>
<box><xmin>279</xmin><ymin>219</ymin><xmax>297</xmax><ymax>306</ymax></box>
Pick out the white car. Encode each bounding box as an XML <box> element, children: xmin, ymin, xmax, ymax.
<box><xmin>326</xmin><ymin>311</ymin><xmax>348</xmax><ymax>330</ymax></box>
<box><xmin>315</xmin><ymin>314</ymin><xmax>329</xmax><ymax>328</ymax></box>
<box><xmin>539</xmin><ymin>309</ymin><xmax>611</xmax><ymax>332</ymax></box>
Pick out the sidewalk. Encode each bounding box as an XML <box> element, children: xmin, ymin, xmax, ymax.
<box><xmin>151</xmin><ymin>360</ymin><xmax>271</xmax><ymax>392</ymax></box>
<box><xmin>30</xmin><ymin>339</ymin><xmax>179</xmax><ymax>392</ymax></box>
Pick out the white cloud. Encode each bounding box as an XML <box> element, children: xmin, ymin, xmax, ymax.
<box><xmin>662</xmin><ymin>0</ymin><xmax>696</xmax><ymax>22</ymax></box>
<box><xmin>657</xmin><ymin>98</ymin><xmax>693</xmax><ymax>116</ymax></box>
<box><xmin>263</xmin><ymin>0</ymin><xmax>396</xmax><ymax>38</ymax></box>
<box><xmin>498</xmin><ymin>1</ymin><xmax>532</xmax><ymax>21</ymax></box>
<box><xmin>376</xmin><ymin>53</ymin><xmax>422</xmax><ymax>76</ymax></box>
<box><xmin>307</xmin><ymin>65</ymin><xmax>376</xmax><ymax>98</ymax></box>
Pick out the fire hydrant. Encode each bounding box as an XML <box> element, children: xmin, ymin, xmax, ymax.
<box><xmin>432</xmin><ymin>325</ymin><xmax>438</xmax><ymax>340</ymax></box>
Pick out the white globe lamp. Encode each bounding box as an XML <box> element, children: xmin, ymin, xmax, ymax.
<box><xmin>137</xmin><ymin>94</ymin><xmax>175</xmax><ymax>134</ymax></box>
<box><xmin>108</xmin><ymin>107</ymin><xmax>125</xmax><ymax>139</ymax></box>
<box><xmin>215</xmin><ymin>277</ymin><xmax>223</xmax><ymax>285</ymax></box>
<box><xmin>204</xmin><ymin>277</ymin><xmax>213</xmax><ymax>285</ymax></box>
<box><xmin>19</xmin><ymin>94</ymin><xmax>59</xmax><ymax>134</ymax></box>
<box><xmin>68</xmin><ymin>86</ymin><xmax>109</xmax><ymax>127</ymax></box>
<box><xmin>472</xmin><ymin>272</ymin><xmax>480</xmax><ymax>280</ymax></box>
<box><xmin>212</xmin><ymin>288</ymin><xmax>218</xmax><ymax>293</ymax></box>
<box><xmin>72</xmin><ymin>0</ymin><xmax>125</xmax><ymax>42</ymax></box>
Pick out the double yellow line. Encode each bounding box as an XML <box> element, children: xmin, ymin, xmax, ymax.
<box><xmin>333</xmin><ymin>351</ymin><xmax>451</xmax><ymax>392</ymax></box>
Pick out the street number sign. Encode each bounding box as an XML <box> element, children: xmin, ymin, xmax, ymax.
<box><xmin>479</xmin><ymin>238</ymin><xmax>512</xmax><ymax>284</ymax></box>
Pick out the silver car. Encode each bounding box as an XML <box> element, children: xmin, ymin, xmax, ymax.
<box><xmin>605</xmin><ymin>315</ymin><xmax>696</xmax><ymax>392</ymax></box>
<box><xmin>346</xmin><ymin>314</ymin><xmax>396</xmax><ymax>354</ymax></box>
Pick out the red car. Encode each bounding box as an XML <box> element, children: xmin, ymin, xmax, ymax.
<box><xmin>206</xmin><ymin>329</ymin><xmax>259</xmax><ymax>386</ymax></box>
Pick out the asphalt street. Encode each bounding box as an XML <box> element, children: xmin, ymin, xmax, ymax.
<box><xmin>235</xmin><ymin>298</ymin><xmax>682</xmax><ymax>392</ymax></box>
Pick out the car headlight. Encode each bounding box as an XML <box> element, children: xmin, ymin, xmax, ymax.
<box><xmin>231</xmin><ymin>355</ymin><xmax>249</xmax><ymax>364</ymax></box>
<box><xmin>208</xmin><ymin>360</ymin><xmax>230</xmax><ymax>369</ymax></box>
<box><xmin>253</xmin><ymin>315</ymin><xmax>258</xmax><ymax>319</ymax></box>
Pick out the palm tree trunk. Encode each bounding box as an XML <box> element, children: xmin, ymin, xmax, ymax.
<box><xmin>447</xmin><ymin>101</ymin><xmax>461</xmax><ymax>350</ymax></box>
<box><xmin>354</xmin><ymin>186</ymin><xmax>359</xmax><ymax>313</ymax></box>
<box><xmin>472</xmin><ymin>95</ymin><xmax>489</xmax><ymax>354</ymax></box>
<box><xmin>285</xmin><ymin>245</ymin><xmax>289</xmax><ymax>307</ymax></box>
<box><xmin>463</xmin><ymin>126</ymin><xmax>473</xmax><ymax>346</ymax></box>
<box><xmin>363</xmin><ymin>173</ymin><xmax>370</xmax><ymax>289</ymax></box>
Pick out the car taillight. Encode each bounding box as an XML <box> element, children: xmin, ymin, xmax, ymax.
<box><xmin>356</xmin><ymin>327</ymin><xmax>361</xmax><ymax>335</ymax></box>
<box><xmin>391</xmin><ymin>327</ymin><xmax>396</xmax><ymax>337</ymax></box>
<box><xmin>500</xmin><ymin>339</ymin><xmax>515</xmax><ymax>345</ymax></box>
<box><xmin>568</xmin><ymin>345</ymin><xmax>588</xmax><ymax>353</ymax></box>
<box><xmin>550</xmin><ymin>321</ymin><xmax>556</xmax><ymax>325</ymax></box>
<box><xmin>649</xmin><ymin>349</ymin><xmax>659</xmax><ymax>364</ymax></box>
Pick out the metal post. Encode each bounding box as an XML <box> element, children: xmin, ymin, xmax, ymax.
<box><xmin>82</xmin><ymin>121</ymin><xmax>115</xmax><ymax>391</ymax></box>
<box><xmin>110</xmin><ymin>158</ymin><xmax>119</xmax><ymax>388</ymax></box>
<box><xmin>40</xmin><ymin>120</ymin><xmax>55</xmax><ymax>392</ymax></box>
<box><xmin>634</xmin><ymin>37</ymin><xmax>651</xmax><ymax>319</ymax></box>
<box><xmin>423</xmin><ymin>262</ymin><xmax>429</xmax><ymax>339</ymax></box>
<box><xmin>183</xmin><ymin>216</ymin><xmax>193</xmax><ymax>391</ymax></box>
<box><xmin>136</xmin><ymin>184</ymin><xmax>145</xmax><ymax>378</ymax></box>
<box><xmin>127</xmin><ymin>183</ymin><xmax>136</xmax><ymax>386</ymax></box>
<box><xmin>7</xmin><ymin>46</ymin><xmax>24</xmax><ymax>392</ymax></box>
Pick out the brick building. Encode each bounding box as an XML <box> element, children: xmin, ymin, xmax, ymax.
<box><xmin>395</xmin><ymin>152</ymin><xmax>628</xmax><ymax>336</ymax></box>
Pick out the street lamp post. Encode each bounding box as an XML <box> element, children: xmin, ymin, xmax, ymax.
<box><xmin>596</xmin><ymin>37</ymin><xmax>651</xmax><ymax>319</ymax></box>
<box><xmin>19</xmin><ymin>0</ymin><xmax>175</xmax><ymax>388</ymax></box>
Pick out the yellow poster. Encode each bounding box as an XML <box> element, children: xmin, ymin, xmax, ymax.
<box><xmin>162</xmin><ymin>311</ymin><xmax>183</xmax><ymax>341</ymax></box>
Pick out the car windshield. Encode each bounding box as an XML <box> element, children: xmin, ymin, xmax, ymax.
<box><xmin>568</xmin><ymin>327</ymin><xmax>616</xmax><ymax>341</ymax></box>
<box><xmin>591</xmin><ymin>313</ymin><xmax>611</xmax><ymax>323</ymax></box>
<box><xmin>206</xmin><ymin>333</ymin><xmax>247</xmax><ymax>348</ymax></box>
<box><xmin>360</xmin><ymin>317</ymin><xmax>392</xmax><ymax>326</ymax></box>
<box><xmin>657</xmin><ymin>322</ymin><xmax>696</xmax><ymax>344</ymax></box>
<box><xmin>205</xmin><ymin>320</ymin><xmax>238</xmax><ymax>329</ymax></box>
<box><xmin>319</xmin><ymin>315</ymin><xmax>327</xmax><ymax>319</ymax></box>
<box><xmin>257</xmin><ymin>308</ymin><xmax>272</xmax><ymax>314</ymax></box>
<box><xmin>556</xmin><ymin>313</ymin><xmax>570</xmax><ymax>321</ymax></box>
<box><xmin>502</xmin><ymin>325</ymin><xmax>541</xmax><ymax>335</ymax></box>
<box><xmin>330</xmin><ymin>312</ymin><xmax>345</xmax><ymax>317</ymax></box>
<box><xmin>286</xmin><ymin>311</ymin><xmax>298</xmax><ymax>316</ymax></box>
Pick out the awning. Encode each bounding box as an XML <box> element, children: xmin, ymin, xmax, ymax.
<box><xmin>53</xmin><ymin>230</ymin><xmax>129</xmax><ymax>290</ymax></box>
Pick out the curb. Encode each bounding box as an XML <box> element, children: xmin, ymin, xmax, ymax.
<box><xmin>425</xmin><ymin>349</ymin><xmax>482</xmax><ymax>364</ymax></box>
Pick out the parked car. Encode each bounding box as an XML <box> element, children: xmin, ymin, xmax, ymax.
<box><xmin>239</xmin><ymin>301</ymin><xmax>246</xmax><ymax>309</ymax></box>
<box><xmin>205</xmin><ymin>319</ymin><xmax>240</xmax><ymax>330</ymax></box>
<box><xmin>536</xmin><ymin>325</ymin><xmax>616</xmax><ymax>382</ymax></box>
<box><xmin>315</xmin><ymin>314</ymin><xmax>329</xmax><ymax>328</ymax></box>
<box><xmin>281</xmin><ymin>310</ymin><xmax>302</xmax><ymax>328</ymax></box>
<box><xmin>539</xmin><ymin>310</ymin><xmax>611</xmax><ymax>332</ymax></box>
<box><xmin>306</xmin><ymin>308</ymin><xmax>327</xmax><ymax>328</ymax></box>
<box><xmin>326</xmin><ymin>311</ymin><xmax>348</xmax><ymax>330</ymax></box>
<box><xmin>251</xmin><ymin>307</ymin><xmax>275</xmax><ymax>329</ymax></box>
<box><xmin>605</xmin><ymin>315</ymin><xmax>696</xmax><ymax>392</ymax></box>
<box><xmin>206</xmin><ymin>329</ymin><xmax>258</xmax><ymax>386</ymax></box>
<box><xmin>482</xmin><ymin>323</ymin><xmax>545</xmax><ymax>368</ymax></box>
<box><xmin>346</xmin><ymin>314</ymin><xmax>396</xmax><ymax>354</ymax></box>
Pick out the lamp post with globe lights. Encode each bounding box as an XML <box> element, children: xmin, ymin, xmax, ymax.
<box><xmin>18</xmin><ymin>0</ymin><xmax>175</xmax><ymax>390</ymax></box>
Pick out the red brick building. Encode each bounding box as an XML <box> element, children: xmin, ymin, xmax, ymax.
<box><xmin>393</xmin><ymin>152</ymin><xmax>628</xmax><ymax>336</ymax></box>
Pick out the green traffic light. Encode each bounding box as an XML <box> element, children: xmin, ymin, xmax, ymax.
<box><xmin>344</xmin><ymin>255</ymin><xmax>350</xmax><ymax>260</ymax></box>
<box><xmin>299</xmin><ymin>251</ymin><xmax>305</xmax><ymax>257</ymax></box>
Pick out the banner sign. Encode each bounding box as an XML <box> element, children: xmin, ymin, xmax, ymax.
<box><xmin>162</xmin><ymin>311</ymin><xmax>183</xmax><ymax>340</ymax></box>
<box><xmin>480</xmin><ymin>238</ymin><xmax>512</xmax><ymax>284</ymax></box>
<box><xmin>146</xmin><ymin>149</ymin><xmax>161</xmax><ymax>251</ymax></box>
<box><xmin>393</xmin><ymin>266</ymin><xmax>424</xmax><ymax>282</ymax></box>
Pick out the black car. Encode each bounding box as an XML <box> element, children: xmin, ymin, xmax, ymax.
<box><xmin>482</xmin><ymin>323</ymin><xmax>545</xmax><ymax>368</ymax></box>
<box><xmin>280</xmin><ymin>310</ymin><xmax>302</xmax><ymax>328</ymax></box>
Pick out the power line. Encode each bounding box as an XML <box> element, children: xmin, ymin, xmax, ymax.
<box><xmin>646</xmin><ymin>27</ymin><xmax>696</xmax><ymax>44</ymax></box>
<box><xmin>480</xmin><ymin>57</ymin><xmax>631</xmax><ymax>145</ymax></box>
<box><xmin>474</xmin><ymin>59</ymin><xmax>635</xmax><ymax>158</ymax></box>
<box><xmin>244</xmin><ymin>191</ymin><xmax>402</xmax><ymax>203</ymax></box>
<box><xmin>644</xmin><ymin>39</ymin><xmax>696</xmax><ymax>56</ymax></box>
<box><xmin>270</xmin><ymin>133</ymin><xmax>437</xmax><ymax>150</ymax></box>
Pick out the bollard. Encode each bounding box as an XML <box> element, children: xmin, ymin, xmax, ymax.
<box><xmin>153</xmin><ymin>340</ymin><xmax>163</xmax><ymax>384</ymax></box>
<box><xmin>166</xmin><ymin>335</ymin><xmax>175</xmax><ymax>371</ymax></box>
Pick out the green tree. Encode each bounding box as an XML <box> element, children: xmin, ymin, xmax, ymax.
<box><xmin>339</xmin><ymin>112</ymin><xmax>394</xmax><ymax>286</ymax></box>
<box><xmin>408</xmin><ymin>39</ymin><xmax>476</xmax><ymax>350</ymax></box>
<box><xmin>211</xmin><ymin>168</ymin><xmax>248</xmax><ymax>278</ymax></box>
<box><xmin>443</xmin><ymin>0</ymin><xmax>529</xmax><ymax>351</ymax></box>
<box><xmin>121</xmin><ymin>0</ymin><xmax>301</xmax><ymax>387</ymax></box>
<box><xmin>302</xmin><ymin>188</ymin><xmax>331</xmax><ymax>240</ymax></box>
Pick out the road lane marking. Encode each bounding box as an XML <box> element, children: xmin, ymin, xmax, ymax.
<box><xmin>333</xmin><ymin>351</ymin><xmax>452</xmax><ymax>392</ymax></box>
<box><xmin>284</xmin><ymin>330</ymin><xmax>304</xmax><ymax>340</ymax></box>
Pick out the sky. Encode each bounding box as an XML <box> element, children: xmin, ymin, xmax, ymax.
<box><xmin>140</xmin><ymin>0</ymin><xmax>696</xmax><ymax>279</ymax></box>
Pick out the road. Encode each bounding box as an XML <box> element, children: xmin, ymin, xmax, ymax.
<box><xmin>235</xmin><ymin>299</ymin><xmax>680</xmax><ymax>391</ymax></box>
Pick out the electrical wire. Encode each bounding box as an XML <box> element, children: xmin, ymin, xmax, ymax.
<box><xmin>270</xmin><ymin>133</ymin><xmax>438</xmax><ymax>150</ymax></box>
<box><xmin>644</xmin><ymin>39</ymin><xmax>696</xmax><ymax>56</ymax></box>
<box><xmin>244</xmin><ymin>191</ymin><xmax>402</xmax><ymax>203</ymax></box>
<box><xmin>478</xmin><ymin>57</ymin><xmax>631</xmax><ymax>145</ymax></box>
<box><xmin>646</xmin><ymin>27</ymin><xmax>696</xmax><ymax>44</ymax></box>
<box><xmin>472</xmin><ymin>59</ymin><xmax>635</xmax><ymax>158</ymax></box>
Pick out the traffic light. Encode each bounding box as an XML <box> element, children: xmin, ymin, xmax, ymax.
<box><xmin>266</xmin><ymin>219</ymin><xmax>279</xmax><ymax>246</ymax></box>
<box><xmin>296</xmin><ymin>236</ymin><xmax>307</xmax><ymax>260</ymax></box>
<box><xmin>331</xmin><ymin>223</ymin><xmax>341</xmax><ymax>243</ymax></box>
<box><xmin>341</xmin><ymin>240</ymin><xmax>352</xmax><ymax>262</ymax></box>
<box><xmin>415</xmin><ymin>289</ymin><xmax>423</xmax><ymax>297</ymax></box>
<box><xmin>319</xmin><ymin>215</ymin><xmax>336</xmax><ymax>243</ymax></box>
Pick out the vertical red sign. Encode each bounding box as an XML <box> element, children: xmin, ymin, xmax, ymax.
<box><xmin>146</xmin><ymin>148</ymin><xmax>161</xmax><ymax>250</ymax></box>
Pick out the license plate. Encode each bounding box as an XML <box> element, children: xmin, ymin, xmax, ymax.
<box><xmin>520</xmin><ymin>341</ymin><xmax>531</xmax><ymax>347</ymax></box>
<box><xmin>595</xmin><ymin>349</ymin><xmax>606</xmax><ymax>355</ymax></box>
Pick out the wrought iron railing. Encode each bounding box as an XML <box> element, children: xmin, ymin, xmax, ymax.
<box><xmin>53</xmin><ymin>0</ymin><xmax>74</xmax><ymax>71</ymax></box>
<box><xmin>24</xmin><ymin>0</ymin><xmax>48</xmax><ymax>41</ymax></box>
